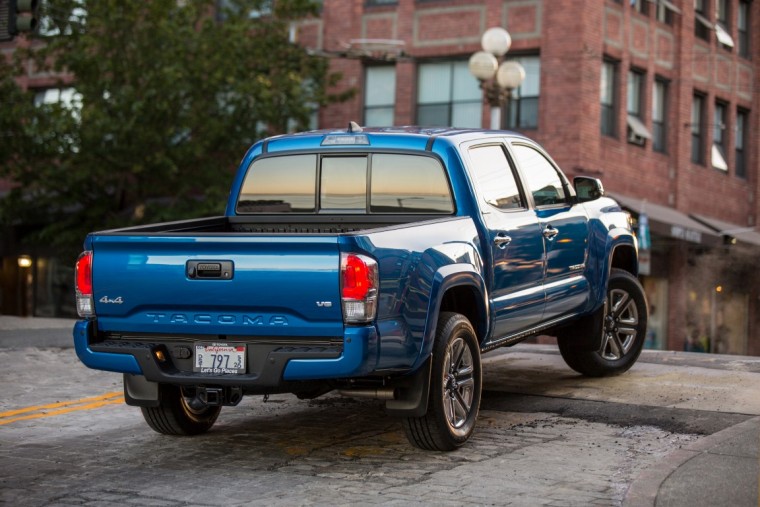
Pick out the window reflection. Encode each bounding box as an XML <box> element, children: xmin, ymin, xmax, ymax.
<box><xmin>468</xmin><ymin>145</ymin><xmax>524</xmax><ymax>210</ymax></box>
<box><xmin>321</xmin><ymin>157</ymin><xmax>367</xmax><ymax>210</ymax></box>
<box><xmin>370</xmin><ymin>154</ymin><xmax>454</xmax><ymax>213</ymax></box>
<box><xmin>512</xmin><ymin>144</ymin><xmax>567</xmax><ymax>207</ymax></box>
<box><xmin>237</xmin><ymin>154</ymin><xmax>317</xmax><ymax>212</ymax></box>
<box><xmin>237</xmin><ymin>153</ymin><xmax>453</xmax><ymax>214</ymax></box>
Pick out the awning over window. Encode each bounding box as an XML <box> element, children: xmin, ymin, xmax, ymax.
<box><xmin>627</xmin><ymin>115</ymin><xmax>653</xmax><ymax>139</ymax></box>
<box><xmin>690</xmin><ymin>214</ymin><xmax>760</xmax><ymax>247</ymax></box>
<box><xmin>609</xmin><ymin>193</ymin><xmax>722</xmax><ymax>247</ymax></box>
<box><xmin>711</xmin><ymin>144</ymin><xmax>728</xmax><ymax>171</ymax></box>
<box><xmin>657</xmin><ymin>0</ymin><xmax>681</xmax><ymax>14</ymax></box>
<box><xmin>695</xmin><ymin>13</ymin><xmax>714</xmax><ymax>30</ymax></box>
<box><xmin>715</xmin><ymin>24</ymin><xmax>735</xmax><ymax>48</ymax></box>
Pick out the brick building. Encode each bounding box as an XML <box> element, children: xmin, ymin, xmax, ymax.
<box><xmin>3</xmin><ymin>0</ymin><xmax>759</xmax><ymax>355</ymax></box>
<box><xmin>296</xmin><ymin>0</ymin><xmax>760</xmax><ymax>354</ymax></box>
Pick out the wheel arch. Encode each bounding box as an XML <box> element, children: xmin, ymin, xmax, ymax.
<box><xmin>610</xmin><ymin>243</ymin><xmax>638</xmax><ymax>277</ymax></box>
<box><xmin>418</xmin><ymin>265</ymin><xmax>488</xmax><ymax>368</ymax></box>
<box><xmin>590</xmin><ymin>234</ymin><xmax>639</xmax><ymax>313</ymax></box>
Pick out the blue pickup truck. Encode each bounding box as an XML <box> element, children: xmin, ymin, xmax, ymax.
<box><xmin>74</xmin><ymin>125</ymin><xmax>647</xmax><ymax>451</ymax></box>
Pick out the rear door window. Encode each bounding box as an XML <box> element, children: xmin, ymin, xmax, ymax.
<box><xmin>467</xmin><ymin>144</ymin><xmax>525</xmax><ymax>211</ymax></box>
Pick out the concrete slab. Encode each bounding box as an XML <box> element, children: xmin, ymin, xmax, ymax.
<box><xmin>483</xmin><ymin>345</ymin><xmax>760</xmax><ymax>415</ymax></box>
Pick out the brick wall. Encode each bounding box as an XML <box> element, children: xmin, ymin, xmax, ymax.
<box><xmin>313</xmin><ymin>0</ymin><xmax>758</xmax><ymax>228</ymax></box>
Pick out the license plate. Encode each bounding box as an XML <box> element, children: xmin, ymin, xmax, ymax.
<box><xmin>193</xmin><ymin>342</ymin><xmax>246</xmax><ymax>374</ymax></box>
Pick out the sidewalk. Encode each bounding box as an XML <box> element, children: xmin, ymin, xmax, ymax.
<box><xmin>0</xmin><ymin>315</ymin><xmax>76</xmax><ymax>348</ymax></box>
<box><xmin>625</xmin><ymin>415</ymin><xmax>760</xmax><ymax>506</ymax></box>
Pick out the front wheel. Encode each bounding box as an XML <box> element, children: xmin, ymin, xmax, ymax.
<box><xmin>141</xmin><ymin>384</ymin><xmax>221</xmax><ymax>436</ymax></box>
<box><xmin>402</xmin><ymin>312</ymin><xmax>482</xmax><ymax>451</ymax></box>
<box><xmin>558</xmin><ymin>268</ymin><xmax>648</xmax><ymax>377</ymax></box>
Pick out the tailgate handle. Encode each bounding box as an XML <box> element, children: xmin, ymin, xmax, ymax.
<box><xmin>187</xmin><ymin>260</ymin><xmax>234</xmax><ymax>280</ymax></box>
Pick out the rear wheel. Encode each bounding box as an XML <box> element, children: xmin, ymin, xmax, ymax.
<box><xmin>141</xmin><ymin>384</ymin><xmax>221</xmax><ymax>436</ymax></box>
<box><xmin>402</xmin><ymin>312</ymin><xmax>482</xmax><ymax>451</ymax></box>
<box><xmin>558</xmin><ymin>269</ymin><xmax>648</xmax><ymax>377</ymax></box>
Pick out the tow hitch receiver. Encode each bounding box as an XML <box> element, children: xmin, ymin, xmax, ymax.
<box><xmin>197</xmin><ymin>386</ymin><xmax>243</xmax><ymax>406</ymax></box>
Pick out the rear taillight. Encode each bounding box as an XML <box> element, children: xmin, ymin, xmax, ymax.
<box><xmin>75</xmin><ymin>251</ymin><xmax>94</xmax><ymax>317</ymax></box>
<box><xmin>341</xmin><ymin>253</ymin><xmax>378</xmax><ymax>324</ymax></box>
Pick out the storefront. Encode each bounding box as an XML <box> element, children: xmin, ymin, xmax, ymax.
<box><xmin>610</xmin><ymin>194</ymin><xmax>747</xmax><ymax>353</ymax></box>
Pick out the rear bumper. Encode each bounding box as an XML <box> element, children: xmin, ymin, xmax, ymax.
<box><xmin>74</xmin><ymin>320</ymin><xmax>142</xmax><ymax>374</ymax></box>
<box><xmin>73</xmin><ymin>320</ymin><xmax>379</xmax><ymax>386</ymax></box>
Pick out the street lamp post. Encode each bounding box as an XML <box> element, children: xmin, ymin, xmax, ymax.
<box><xmin>468</xmin><ymin>27</ymin><xmax>526</xmax><ymax>130</ymax></box>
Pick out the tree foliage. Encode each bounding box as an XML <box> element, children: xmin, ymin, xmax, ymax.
<box><xmin>0</xmin><ymin>0</ymin><xmax>348</xmax><ymax>257</ymax></box>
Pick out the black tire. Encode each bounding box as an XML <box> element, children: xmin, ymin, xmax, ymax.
<box><xmin>402</xmin><ymin>312</ymin><xmax>482</xmax><ymax>451</ymax></box>
<box><xmin>141</xmin><ymin>384</ymin><xmax>221</xmax><ymax>436</ymax></box>
<box><xmin>557</xmin><ymin>268</ymin><xmax>648</xmax><ymax>377</ymax></box>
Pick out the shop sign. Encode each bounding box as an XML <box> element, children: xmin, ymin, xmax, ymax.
<box><xmin>638</xmin><ymin>214</ymin><xmax>651</xmax><ymax>251</ymax></box>
<box><xmin>671</xmin><ymin>225</ymin><xmax>702</xmax><ymax>244</ymax></box>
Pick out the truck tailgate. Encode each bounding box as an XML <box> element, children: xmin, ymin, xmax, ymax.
<box><xmin>89</xmin><ymin>234</ymin><xmax>344</xmax><ymax>337</ymax></box>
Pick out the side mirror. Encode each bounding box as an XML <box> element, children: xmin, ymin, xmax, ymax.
<box><xmin>574</xmin><ymin>176</ymin><xmax>605</xmax><ymax>203</ymax></box>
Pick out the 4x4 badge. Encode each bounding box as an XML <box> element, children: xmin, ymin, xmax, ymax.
<box><xmin>99</xmin><ymin>296</ymin><xmax>124</xmax><ymax>304</ymax></box>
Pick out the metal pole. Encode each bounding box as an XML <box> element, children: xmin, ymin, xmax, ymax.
<box><xmin>490</xmin><ymin>106</ymin><xmax>501</xmax><ymax>130</ymax></box>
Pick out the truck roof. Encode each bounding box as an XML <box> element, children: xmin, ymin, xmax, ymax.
<box><xmin>257</xmin><ymin>125</ymin><xmax>532</xmax><ymax>154</ymax></box>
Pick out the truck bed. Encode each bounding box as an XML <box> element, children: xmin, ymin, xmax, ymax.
<box><xmin>96</xmin><ymin>215</ymin><xmax>448</xmax><ymax>235</ymax></box>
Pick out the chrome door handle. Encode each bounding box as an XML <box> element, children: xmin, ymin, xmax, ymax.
<box><xmin>494</xmin><ymin>234</ymin><xmax>512</xmax><ymax>249</ymax></box>
<box><xmin>543</xmin><ymin>225</ymin><xmax>559</xmax><ymax>240</ymax></box>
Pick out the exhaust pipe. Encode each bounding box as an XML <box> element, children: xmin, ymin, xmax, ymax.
<box><xmin>337</xmin><ymin>388</ymin><xmax>396</xmax><ymax>400</ymax></box>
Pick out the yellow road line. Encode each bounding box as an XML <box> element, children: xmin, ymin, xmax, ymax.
<box><xmin>0</xmin><ymin>392</ymin><xmax>124</xmax><ymax>426</ymax></box>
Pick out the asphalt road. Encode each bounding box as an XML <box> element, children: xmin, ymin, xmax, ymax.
<box><xmin>0</xmin><ymin>324</ymin><xmax>758</xmax><ymax>506</ymax></box>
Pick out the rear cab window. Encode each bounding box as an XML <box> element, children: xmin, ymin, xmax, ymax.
<box><xmin>236</xmin><ymin>153</ymin><xmax>455</xmax><ymax>214</ymax></box>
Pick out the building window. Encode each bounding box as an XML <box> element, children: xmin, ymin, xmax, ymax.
<box><xmin>735</xmin><ymin>109</ymin><xmax>748</xmax><ymax>178</ymax></box>
<box><xmin>600</xmin><ymin>60</ymin><xmax>618</xmax><ymax>137</ymax></box>
<box><xmin>652</xmin><ymin>78</ymin><xmax>668</xmax><ymax>153</ymax></box>
<box><xmin>738</xmin><ymin>0</ymin><xmax>750</xmax><ymax>58</ymax></box>
<box><xmin>626</xmin><ymin>69</ymin><xmax>650</xmax><ymax>146</ymax></box>
<box><xmin>631</xmin><ymin>0</ymin><xmax>648</xmax><ymax>15</ymax></box>
<box><xmin>37</xmin><ymin>0</ymin><xmax>87</xmax><ymax>37</ymax></box>
<box><xmin>417</xmin><ymin>61</ymin><xmax>481</xmax><ymax>128</ymax></box>
<box><xmin>716</xmin><ymin>0</ymin><xmax>735</xmax><ymax>49</ymax></box>
<box><xmin>691</xmin><ymin>93</ymin><xmax>705</xmax><ymax>165</ymax></box>
<box><xmin>694</xmin><ymin>0</ymin><xmax>712</xmax><ymax>41</ymax></box>
<box><xmin>365</xmin><ymin>0</ymin><xmax>398</xmax><ymax>5</ymax></box>
<box><xmin>364</xmin><ymin>66</ymin><xmax>396</xmax><ymax>127</ymax></box>
<box><xmin>655</xmin><ymin>0</ymin><xmax>680</xmax><ymax>25</ymax></box>
<box><xmin>34</xmin><ymin>87</ymin><xmax>83</xmax><ymax>119</ymax></box>
<box><xmin>506</xmin><ymin>56</ymin><xmax>540</xmax><ymax>130</ymax></box>
<box><xmin>217</xmin><ymin>0</ymin><xmax>272</xmax><ymax>21</ymax></box>
<box><xmin>712</xmin><ymin>101</ymin><xmax>728</xmax><ymax>172</ymax></box>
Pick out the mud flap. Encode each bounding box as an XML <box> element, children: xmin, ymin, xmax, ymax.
<box><xmin>562</xmin><ymin>301</ymin><xmax>606</xmax><ymax>351</ymax></box>
<box><xmin>124</xmin><ymin>373</ymin><xmax>160</xmax><ymax>407</ymax></box>
<box><xmin>384</xmin><ymin>357</ymin><xmax>432</xmax><ymax>418</ymax></box>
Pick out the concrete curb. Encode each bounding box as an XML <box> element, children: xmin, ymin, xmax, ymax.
<box><xmin>0</xmin><ymin>317</ymin><xmax>76</xmax><ymax>348</ymax></box>
<box><xmin>623</xmin><ymin>416</ymin><xmax>760</xmax><ymax>506</ymax></box>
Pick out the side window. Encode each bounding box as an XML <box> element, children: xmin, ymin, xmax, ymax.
<box><xmin>512</xmin><ymin>144</ymin><xmax>568</xmax><ymax>207</ymax></box>
<box><xmin>468</xmin><ymin>144</ymin><xmax>525</xmax><ymax>210</ymax></box>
